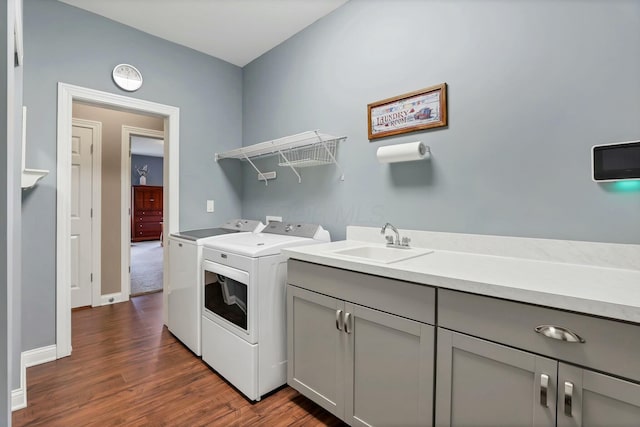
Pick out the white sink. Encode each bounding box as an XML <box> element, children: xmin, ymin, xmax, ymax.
<box><xmin>332</xmin><ymin>245</ymin><xmax>434</xmax><ymax>264</ymax></box>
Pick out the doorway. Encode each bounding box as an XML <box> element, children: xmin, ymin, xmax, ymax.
<box><xmin>56</xmin><ymin>83</ymin><xmax>180</xmax><ymax>359</ymax></box>
<box><xmin>129</xmin><ymin>134</ymin><xmax>165</xmax><ymax>296</ymax></box>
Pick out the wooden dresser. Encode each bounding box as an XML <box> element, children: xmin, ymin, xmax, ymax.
<box><xmin>131</xmin><ymin>185</ymin><xmax>163</xmax><ymax>242</ymax></box>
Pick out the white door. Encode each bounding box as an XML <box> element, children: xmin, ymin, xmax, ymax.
<box><xmin>70</xmin><ymin>124</ymin><xmax>94</xmax><ymax>308</ymax></box>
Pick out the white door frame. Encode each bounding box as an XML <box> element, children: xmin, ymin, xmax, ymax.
<box><xmin>121</xmin><ymin>126</ymin><xmax>165</xmax><ymax>299</ymax></box>
<box><xmin>71</xmin><ymin>118</ymin><xmax>102</xmax><ymax>309</ymax></box>
<box><xmin>57</xmin><ymin>83</ymin><xmax>180</xmax><ymax>358</ymax></box>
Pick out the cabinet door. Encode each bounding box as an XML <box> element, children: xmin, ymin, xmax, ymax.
<box><xmin>134</xmin><ymin>186</ymin><xmax>163</xmax><ymax>211</ymax></box>
<box><xmin>558</xmin><ymin>363</ymin><xmax>640</xmax><ymax>427</ymax></box>
<box><xmin>345</xmin><ymin>303</ymin><xmax>434</xmax><ymax>427</ymax></box>
<box><xmin>436</xmin><ymin>329</ymin><xmax>556</xmax><ymax>427</ymax></box>
<box><xmin>287</xmin><ymin>285</ymin><xmax>346</xmax><ymax>420</ymax></box>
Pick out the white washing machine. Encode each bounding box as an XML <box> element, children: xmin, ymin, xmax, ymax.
<box><xmin>201</xmin><ymin>222</ymin><xmax>330</xmax><ymax>401</ymax></box>
<box><xmin>167</xmin><ymin>219</ymin><xmax>264</xmax><ymax>356</ymax></box>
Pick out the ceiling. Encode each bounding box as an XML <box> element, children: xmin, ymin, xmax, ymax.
<box><xmin>57</xmin><ymin>0</ymin><xmax>349</xmax><ymax>67</ymax></box>
<box><xmin>131</xmin><ymin>135</ymin><xmax>164</xmax><ymax>157</ymax></box>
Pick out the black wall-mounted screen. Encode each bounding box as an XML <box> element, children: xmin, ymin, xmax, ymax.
<box><xmin>593</xmin><ymin>141</ymin><xmax>640</xmax><ymax>181</ymax></box>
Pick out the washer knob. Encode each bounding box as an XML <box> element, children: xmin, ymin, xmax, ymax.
<box><xmin>285</xmin><ymin>224</ymin><xmax>293</xmax><ymax>232</ymax></box>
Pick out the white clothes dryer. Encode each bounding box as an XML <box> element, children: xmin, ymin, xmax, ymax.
<box><xmin>201</xmin><ymin>222</ymin><xmax>330</xmax><ymax>401</ymax></box>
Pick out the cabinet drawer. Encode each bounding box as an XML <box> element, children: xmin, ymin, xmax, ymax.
<box><xmin>136</xmin><ymin>222</ymin><xmax>161</xmax><ymax>231</ymax></box>
<box><xmin>438</xmin><ymin>289</ymin><xmax>640</xmax><ymax>383</ymax></box>
<box><xmin>288</xmin><ymin>260</ymin><xmax>435</xmax><ymax>325</ymax></box>
<box><xmin>135</xmin><ymin>210</ymin><xmax>162</xmax><ymax>217</ymax></box>
<box><xmin>136</xmin><ymin>215</ymin><xmax>162</xmax><ymax>223</ymax></box>
<box><xmin>134</xmin><ymin>230</ymin><xmax>160</xmax><ymax>239</ymax></box>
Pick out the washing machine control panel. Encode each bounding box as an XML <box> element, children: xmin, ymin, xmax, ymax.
<box><xmin>263</xmin><ymin>221</ymin><xmax>321</xmax><ymax>238</ymax></box>
<box><xmin>220</xmin><ymin>219</ymin><xmax>264</xmax><ymax>232</ymax></box>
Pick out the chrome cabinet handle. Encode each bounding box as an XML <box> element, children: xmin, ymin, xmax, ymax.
<box><xmin>540</xmin><ymin>374</ymin><xmax>549</xmax><ymax>407</ymax></box>
<box><xmin>336</xmin><ymin>310</ymin><xmax>344</xmax><ymax>331</ymax></box>
<box><xmin>344</xmin><ymin>312</ymin><xmax>353</xmax><ymax>334</ymax></box>
<box><xmin>564</xmin><ymin>381</ymin><xmax>574</xmax><ymax>417</ymax></box>
<box><xmin>535</xmin><ymin>325</ymin><xmax>585</xmax><ymax>343</ymax></box>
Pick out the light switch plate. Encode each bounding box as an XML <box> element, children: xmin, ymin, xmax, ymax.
<box><xmin>206</xmin><ymin>200</ymin><xmax>214</xmax><ymax>212</ymax></box>
<box><xmin>258</xmin><ymin>171</ymin><xmax>277</xmax><ymax>181</ymax></box>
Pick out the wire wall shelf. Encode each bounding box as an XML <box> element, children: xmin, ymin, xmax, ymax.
<box><xmin>215</xmin><ymin>130</ymin><xmax>346</xmax><ymax>185</ymax></box>
<box><xmin>277</xmin><ymin>140</ymin><xmax>338</xmax><ymax>168</ymax></box>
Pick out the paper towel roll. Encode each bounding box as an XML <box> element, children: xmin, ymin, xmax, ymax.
<box><xmin>376</xmin><ymin>141</ymin><xmax>430</xmax><ymax>163</ymax></box>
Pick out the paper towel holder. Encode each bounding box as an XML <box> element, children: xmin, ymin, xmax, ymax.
<box><xmin>376</xmin><ymin>141</ymin><xmax>431</xmax><ymax>164</ymax></box>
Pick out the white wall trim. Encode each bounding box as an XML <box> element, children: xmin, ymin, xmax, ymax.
<box><xmin>23</xmin><ymin>345</ymin><xmax>57</xmax><ymax>368</ymax></box>
<box><xmin>99</xmin><ymin>292</ymin><xmax>126</xmax><ymax>306</ymax></box>
<box><xmin>11</xmin><ymin>387</ymin><xmax>25</xmax><ymax>412</ymax></box>
<box><xmin>11</xmin><ymin>345</ymin><xmax>58</xmax><ymax>411</ymax></box>
<box><xmin>71</xmin><ymin>118</ymin><xmax>102</xmax><ymax>308</ymax></box>
<box><xmin>57</xmin><ymin>83</ymin><xmax>180</xmax><ymax>359</ymax></box>
<box><xmin>121</xmin><ymin>126</ymin><xmax>165</xmax><ymax>301</ymax></box>
<box><xmin>11</xmin><ymin>352</ymin><xmax>26</xmax><ymax>411</ymax></box>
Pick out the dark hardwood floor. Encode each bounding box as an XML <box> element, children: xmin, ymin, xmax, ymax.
<box><xmin>13</xmin><ymin>293</ymin><xmax>345</xmax><ymax>426</ymax></box>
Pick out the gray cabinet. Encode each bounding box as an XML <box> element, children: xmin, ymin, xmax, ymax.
<box><xmin>287</xmin><ymin>283</ymin><xmax>434</xmax><ymax>426</ymax></box>
<box><xmin>287</xmin><ymin>285</ymin><xmax>345</xmax><ymax>418</ymax></box>
<box><xmin>345</xmin><ymin>302</ymin><xmax>434</xmax><ymax>427</ymax></box>
<box><xmin>437</xmin><ymin>328</ymin><xmax>640</xmax><ymax>427</ymax></box>
<box><xmin>436</xmin><ymin>328</ymin><xmax>556</xmax><ymax>427</ymax></box>
<box><xmin>437</xmin><ymin>289</ymin><xmax>640</xmax><ymax>427</ymax></box>
<box><xmin>286</xmin><ymin>260</ymin><xmax>640</xmax><ymax>427</ymax></box>
<box><xmin>557</xmin><ymin>363</ymin><xmax>640</xmax><ymax>427</ymax></box>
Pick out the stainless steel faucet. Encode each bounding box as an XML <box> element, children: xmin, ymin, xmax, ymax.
<box><xmin>380</xmin><ymin>223</ymin><xmax>411</xmax><ymax>248</ymax></box>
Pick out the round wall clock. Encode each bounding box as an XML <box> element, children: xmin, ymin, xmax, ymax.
<box><xmin>112</xmin><ymin>64</ymin><xmax>143</xmax><ymax>92</ymax></box>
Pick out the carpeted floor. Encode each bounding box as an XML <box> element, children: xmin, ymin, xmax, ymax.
<box><xmin>130</xmin><ymin>240</ymin><xmax>163</xmax><ymax>295</ymax></box>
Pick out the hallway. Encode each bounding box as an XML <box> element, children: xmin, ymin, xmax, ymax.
<box><xmin>12</xmin><ymin>294</ymin><xmax>343</xmax><ymax>426</ymax></box>
<box><xmin>130</xmin><ymin>241</ymin><xmax>163</xmax><ymax>295</ymax></box>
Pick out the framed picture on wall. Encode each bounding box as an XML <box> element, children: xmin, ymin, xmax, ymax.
<box><xmin>367</xmin><ymin>83</ymin><xmax>447</xmax><ymax>140</ymax></box>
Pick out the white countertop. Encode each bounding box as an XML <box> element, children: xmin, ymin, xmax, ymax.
<box><xmin>282</xmin><ymin>240</ymin><xmax>640</xmax><ymax>324</ymax></box>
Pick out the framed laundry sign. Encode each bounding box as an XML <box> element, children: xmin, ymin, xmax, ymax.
<box><xmin>367</xmin><ymin>83</ymin><xmax>447</xmax><ymax>140</ymax></box>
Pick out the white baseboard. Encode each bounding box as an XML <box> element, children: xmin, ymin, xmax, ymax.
<box><xmin>12</xmin><ymin>344</ymin><xmax>58</xmax><ymax>411</ymax></box>
<box><xmin>24</xmin><ymin>344</ymin><xmax>57</xmax><ymax>368</ymax></box>
<box><xmin>11</xmin><ymin>387</ymin><xmax>26</xmax><ymax>411</ymax></box>
<box><xmin>100</xmin><ymin>292</ymin><xmax>126</xmax><ymax>306</ymax></box>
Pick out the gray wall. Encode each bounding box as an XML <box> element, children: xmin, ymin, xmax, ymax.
<box><xmin>22</xmin><ymin>0</ymin><xmax>243</xmax><ymax>351</ymax></box>
<box><xmin>241</xmin><ymin>0</ymin><xmax>640</xmax><ymax>244</ymax></box>
<box><xmin>132</xmin><ymin>155</ymin><xmax>164</xmax><ymax>187</ymax></box>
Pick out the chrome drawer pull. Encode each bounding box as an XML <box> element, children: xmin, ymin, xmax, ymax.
<box><xmin>534</xmin><ymin>325</ymin><xmax>585</xmax><ymax>343</ymax></box>
<box><xmin>344</xmin><ymin>312</ymin><xmax>352</xmax><ymax>334</ymax></box>
<box><xmin>540</xmin><ymin>374</ymin><xmax>549</xmax><ymax>407</ymax></box>
<box><xmin>564</xmin><ymin>381</ymin><xmax>573</xmax><ymax>417</ymax></box>
<box><xmin>336</xmin><ymin>310</ymin><xmax>344</xmax><ymax>331</ymax></box>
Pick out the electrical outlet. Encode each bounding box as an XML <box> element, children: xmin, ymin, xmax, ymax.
<box><xmin>206</xmin><ymin>200</ymin><xmax>214</xmax><ymax>212</ymax></box>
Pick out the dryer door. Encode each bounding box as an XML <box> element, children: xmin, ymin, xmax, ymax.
<box><xmin>202</xmin><ymin>260</ymin><xmax>254</xmax><ymax>342</ymax></box>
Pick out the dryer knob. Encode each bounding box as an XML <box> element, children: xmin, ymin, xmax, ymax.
<box><xmin>285</xmin><ymin>224</ymin><xmax>293</xmax><ymax>232</ymax></box>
